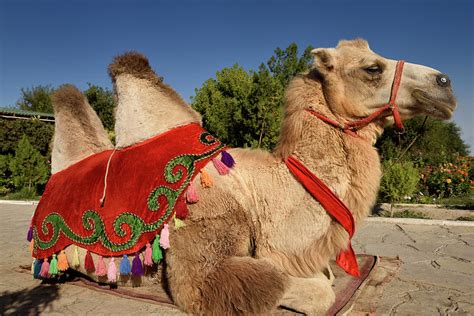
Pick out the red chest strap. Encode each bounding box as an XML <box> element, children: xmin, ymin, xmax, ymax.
<box><xmin>285</xmin><ymin>155</ymin><xmax>360</xmax><ymax>277</ymax></box>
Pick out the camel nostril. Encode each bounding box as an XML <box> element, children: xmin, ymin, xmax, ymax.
<box><xmin>436</xmin><ymin>74</ymin><xmax>450</xmax><ymax>87</ymax></box>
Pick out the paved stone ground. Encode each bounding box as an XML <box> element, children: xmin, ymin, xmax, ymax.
<box><xmin>353</xmin><ymin>220</ymin><xmax>474</xmax><ymax>315</ymax></box>
<box><xmin>1</xmin><ymin>202</ymin><xmax>473</xmax><ymax>315</ymax></box>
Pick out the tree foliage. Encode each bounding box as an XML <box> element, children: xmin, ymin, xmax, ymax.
<box><xmin>9</xmin><ymin>135</ymin><xmax>49</xmax><ymax>195</ymax></box>
<box><xmin>83</xmin><ymin>83</ymin><xmax>116</xmax><ymax>131</ymax></box>
<box><xmin>0</xmin><ymin>119</ymin><xmax>54</xmax><ymax>156</ymax></box>
<box><xmin>192</xmin><ymin>43</ymin><xmax>313</xmax><ymax>150</ymax></box>
<box><xmin>377</xmin><ymin>116</ymin><xmax>470</xmax><ymax>165</ymax></box>
<box><xmin>17</xmin><ymin>85</ymin><xmax>55</xmax><ymax>113</ymax></box>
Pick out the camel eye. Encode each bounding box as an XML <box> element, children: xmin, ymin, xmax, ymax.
<box><xmin>365</xmin><ymin>65</ymin><xmax>382</xmax><ymax>74</ymax></box>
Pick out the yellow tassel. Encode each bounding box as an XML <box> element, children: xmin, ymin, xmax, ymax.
<box><xmin>72</xmin><ymin>246</ymin><xmax>80</xmax><ymax>268</ymax></box>
<box><xmin>173</xmin><ymin>215</ymin><xmax>186</xmax><ymax>229</ymax></box>
<box><xmin>200</xmin><ymin>170</ymin><xmax>213</xmax><ymax>188</ymax></box>
<box><xmin>57</xmin><ymin>250</ymin><xmax>69</xmax><ymax>271</ymax></box>
<box><xmin>29</xmin><ymin>239</ymin><xmax>34</xmax><ymax>256</ymax></box>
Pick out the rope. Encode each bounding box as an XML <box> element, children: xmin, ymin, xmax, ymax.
<box><xmin>100</xmin><ymin>149</ymin><xmax>117</xmax><ymax>207</ymax></box>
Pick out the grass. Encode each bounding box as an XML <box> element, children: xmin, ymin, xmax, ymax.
<box><xmin>1</xmin><ymin>189</ymin><xmax>41</xmax><ymax>201</ymax></box>
<box><xmin>455</xmin><ymin>216</ymin><xmax>474</xmax><ymax>221</ymax></box>
<box><xmin>381</xmin><ymin>209</ymin><xmax>430</xmax><ymax>219</ymax></box>
<box><xmin>439</xmin><ymin>194</ymin><xmax>474</xmax><ymax>210</ymax></box>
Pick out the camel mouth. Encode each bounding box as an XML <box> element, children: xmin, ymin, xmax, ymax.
<box><xmin>412</xmin><ymin>89</ymin><xmax>456</xmax><ymax>120</ymax></box>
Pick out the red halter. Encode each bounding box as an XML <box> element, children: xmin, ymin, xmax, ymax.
<box><xmin>307</xmin><ymin>60</ymin><xmax>406</xmax><ymax>135</ymax></box>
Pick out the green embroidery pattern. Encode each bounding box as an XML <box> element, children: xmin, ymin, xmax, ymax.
<box><xmin>33</xmin><ymin>132</ymin><xmax>224</xmax><ymax>253</ymax></box>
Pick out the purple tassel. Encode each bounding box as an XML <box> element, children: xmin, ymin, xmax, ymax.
<box><xmin>27</xmin><ymin>226</ymin><xmax>33</xmax><ymax>242</ymax></box>
<box><xmin>131</xmin><ymin>253</ymin><xmax>144</xmax><ymax>276</ymax></box>
<box><xmin>221</xmin><ymin>151</ymin><xmax>235</xmax><ymax>168</ymax></box>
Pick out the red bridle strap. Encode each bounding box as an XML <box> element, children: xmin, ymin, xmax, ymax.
<box><xmin>307</xmin><ymin>60</ymin><xmax>406</xmax><ymax>136</ymax></box>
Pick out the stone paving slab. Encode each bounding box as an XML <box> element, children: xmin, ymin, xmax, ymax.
<box><xmin>1</xmin><ymin>202</ymin><xmax>473</xmax><ymax>315</ymax></box>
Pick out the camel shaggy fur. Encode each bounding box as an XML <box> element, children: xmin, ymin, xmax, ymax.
<box><xmin>50</xmin><ymin>39</ymin><xmax>456</xmax><ymax>315</ymax></box>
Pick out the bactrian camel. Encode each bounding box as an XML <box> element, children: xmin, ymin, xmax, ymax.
<box><xmin>40</xmin><ymin>39</ymin><xmax>456</xmax><ymax>315</ymax></box>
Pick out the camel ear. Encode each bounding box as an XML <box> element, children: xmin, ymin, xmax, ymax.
<box><xmin>311</xmin><ymin>48</ymin><xmax>335</xmax><ymax>73</ymax></box>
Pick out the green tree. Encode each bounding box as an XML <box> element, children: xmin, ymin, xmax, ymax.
<box><xmin>0</xmin><ymin>119</ymin><xmax>54</xmax><ymax>156</ymax></box>
<box><xmin>377</xmin><ymin>117</ymin><xmax>469</xmax><ymax>165</ymax></box>
<box><xmin>9</xmin><ymin>135</ymin><xmax>49</xmax><ymax>195</ymax></box>
<box><xmin>17</xmin><ymin>85</ymin><xmax>55</xmax><ymax>113</ymax></box>
<box><xmin>192</xmin><ymin>43</ymin><xmax>313</xmax><ymax>150</ymax></box>
<box><xmin>0</xmin><ymin>154</ymin><xmax>12</xmax><ymax>195</ymax></box>
<box><xmin>193</xmin><ymin>64</ymin><xmax>254</xmax><ymax>147</ymax></box>
<box><xmin>83</xmin><ymin>83</ymin><xmax>116</xmax><ymax>131</ymax></box>
<box><xmin>267</xmin><ymin>43</ymin><xmax>314</xmax><ymax>87</ymax></box>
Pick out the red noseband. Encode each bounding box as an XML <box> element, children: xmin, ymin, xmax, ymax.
<box><xmin>307</xmin><ymin>60</ymin><xmax>406</xmax><ymax>136</ymax></box>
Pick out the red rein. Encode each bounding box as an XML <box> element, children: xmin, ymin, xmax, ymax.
<box><xmin>307</xmin><ymin>60</ymin><xmax>406</xmax><ymax>136</ymax></box>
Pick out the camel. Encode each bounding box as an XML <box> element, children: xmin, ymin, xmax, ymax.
<box><xmin>42</xmin><ymin>39</ymin><xmax>456</xmax><ymax>315</ymax></box>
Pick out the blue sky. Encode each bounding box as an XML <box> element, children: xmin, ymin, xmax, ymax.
<box><xmin>1</xmin><ymin>0</ymin><xmax>472</xmax><ymax>151</ymax></box>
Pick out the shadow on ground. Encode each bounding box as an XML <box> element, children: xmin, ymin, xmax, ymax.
<box><xmin>0</xmin><ymin>284</ymin><xmax>60</xmax><ymax>315</ymax></box>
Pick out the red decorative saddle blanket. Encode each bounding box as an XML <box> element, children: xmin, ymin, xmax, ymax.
<box><xmin>31</xmin><ymin>124</ymin><xmax>225</xmax><ymax>259</ymax></box>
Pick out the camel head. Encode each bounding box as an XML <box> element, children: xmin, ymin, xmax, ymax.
<box><xmin>311</xmin><ymin>39</ymin><xmax>456</xmax><ymax>124</ymax></box>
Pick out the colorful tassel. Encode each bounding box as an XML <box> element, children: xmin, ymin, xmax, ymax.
<box><xmin>34</xmin><ymin>259</ymin><xmax>43</xmax><ymax>279</ymax></box>
<box><xmin>84</xmin><ymin>251</ymin><xmax>95</xmax><ymax>273</ymax></box>
<box><xmin>186</xmin><ymin>181</ymin><xmax>199</xmax><ymax>204</ymax></box>
<box><xmin>107</xmin><ymin>257</ymin><xmax>117</xmax><ymax>283</ymax></box>
<box><xmin>144</xmin><ymin>243</ymin><xmax>153</xmax><ymax>266</ymax></box>
<box><xmin>160</xmin><ymin>224</ymin><xmax>170</xmax><ymax>249</ymax></box>
<box><xmin>131</xmin><ymin>253</ymin><xmax>144</xmax><ymax>276</ymax></box>
<box><xmin>27</xmin><ymin>226</ymin><xmax>33</xmax><ymax>242</ymax></box>
<box><xmin>96</xmin><ymin>256</ymin><xmax>107</xmax><ymax>277</ymax></box>
<box><xmin>200</xmin><ymin>169</ymin><xmax>213</xmax><ymax>188</ymax></box>
<box><xmin>174</xmin><ymin>197</ymin><xmax>189</xmax><ymax>219</ymax></box>
<box><xmin>57</xmin><ymin>250</ymin><xmax>69</xmax><ymax>271</ymax></box>
<box><xmin>152</xmin><ymin>235</ymin><xmax>162</xmax><ymax>263</ymax></box>
<box><xmin>221</xmin><ymin>150</ymin><xmax>235</xmax><ymax>168</ymax></box>
<box><xmin>49</xmin><ymin>254</ymin><xmax>58</xmax><ymax>276</ymax></box>
<box><xmin>40</xmin><ymin>258</ymin><xmax>50</xmax><ymax>278</ymax></box>
<box><xmin>72</xmin><ymin>246</ymin><xmax>80</xmax><ymax>268</ymax></box>
<box><xmin>120</xmin><ymin>255</ymin><xmax>131</xmax><ymax>275</ymax></box>
<box><xmin>212</xmin><ymin>158</ymin><xmax>230</xmax><ymax>175</ymax></box>
<box><xmin>173</xmin><ymin>215</ymin><xmax>186</xmax><ymax>229</ymax></box>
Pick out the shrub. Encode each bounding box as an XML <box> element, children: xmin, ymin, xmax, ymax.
<box><xmin>421</xmin><ymin>157</ymin><xmax>472</xmax><ymax>198</ymax></box>
<box><xmin>379</xmin><ymin>160</ymin><xmax>420</xmax><ymax>203</ymax></box>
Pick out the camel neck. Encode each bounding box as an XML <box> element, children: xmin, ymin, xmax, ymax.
<box><xmin>276</xmin><ymin>74</ymin><xmax>383</xmax><ymax>222</ymax></box>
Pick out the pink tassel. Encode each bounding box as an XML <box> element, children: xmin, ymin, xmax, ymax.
<box><xmin>212</xmin><ymin>158</ymin><xmax>230</xmax><ymax>175</ymax></box>
<box><xmin>40</xmin><ymin>258</ymin><xmax>50</xmax><ymax>278</ymax></box>
<box><xmin>107</xmin><ymin>257</ymin><xmax>117</xmax><ymax>283</ymax></box>
<box><xmin>144</xmin><ymin>243</ymin><xmax>153</xmax><ymax>266</ymax></box>
<box><xmin>186</xmin><ymin>181</ymin><xmax>199</xmax><ymax>204</ymax></box>
<box><xmin>160</xmin><ymin>224</ymin><xmax>170</xmax><ymax>249</ymax></box>
<box><xmin>96</xmin><ymin>256</ymin><xmax>107</xmax><ymax>277</ymax></box>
